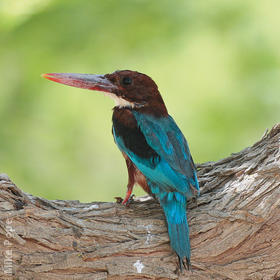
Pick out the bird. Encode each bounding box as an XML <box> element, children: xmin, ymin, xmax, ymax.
<box><xmin>42</xmin><ymin>70</ymin><xmax>200</xmax><ymax>271</ymax></box>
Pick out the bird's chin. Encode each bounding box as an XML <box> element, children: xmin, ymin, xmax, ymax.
<box><xmin>104</xmin><ymin>92</ymin><xmax>135</xmax><ymax>108</ymax></box>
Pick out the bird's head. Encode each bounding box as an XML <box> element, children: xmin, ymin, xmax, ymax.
<box><xmin>42</xmin><ymin>70</ymin><xmax>167</xmax><ymax>116</ymax></box>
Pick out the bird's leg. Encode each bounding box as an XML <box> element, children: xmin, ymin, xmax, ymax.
<box><xmin>121</xmin><ymin>183</ymin><xmax>134</xmax><ymax>206</ymax></box>
<box><xmin>115</xmin><ymin>154</ymin><xmax>136</xmax><ymax>206</ymax></box>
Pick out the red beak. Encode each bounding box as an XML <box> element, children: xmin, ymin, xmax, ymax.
<box><xmin>42</xmin><ymin>73</ymin><xmax>117</xmax><ymax>93</ymax></box>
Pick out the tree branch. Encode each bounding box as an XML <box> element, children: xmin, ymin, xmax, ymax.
<box><xmin>1</xmin><ymin>124</ymin><xmax>280</xmax><ymax>279</ymax></box>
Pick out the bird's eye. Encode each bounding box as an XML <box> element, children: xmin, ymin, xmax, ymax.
<box><xmin>122</xmin><ymin>76</ymin><xmax>132</xmax><ymax>85</ymax></box>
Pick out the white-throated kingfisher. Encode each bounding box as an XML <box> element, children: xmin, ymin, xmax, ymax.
<box><xmin>42</xmin><ymin>70</ymin><xmax>200</xmax><ymax>270</ymax></box>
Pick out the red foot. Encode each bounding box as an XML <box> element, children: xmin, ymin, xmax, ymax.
<box><xmin>122</xmin><ymin>187</ymin><xmax>133</xmax><ymax>206</ymax></box>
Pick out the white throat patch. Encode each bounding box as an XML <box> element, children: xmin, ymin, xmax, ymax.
<box><xmin>104</xmin><ymin>92</ymin><xmax>135</xmax><ymax>108</ymax></box>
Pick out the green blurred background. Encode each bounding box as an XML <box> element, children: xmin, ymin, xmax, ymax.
<box><xmin>0</xmin><ymin>0</ymin><xmax>279</xmax><ymax>202</ymax></box>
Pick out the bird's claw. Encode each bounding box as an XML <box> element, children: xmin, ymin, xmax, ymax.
<box><xmin>114</xmin><ymin>194</ymin><xmax>135</xmax><ymax>206</ymax></box>
<box><xmin>122</xmin><ymin>194</ymin><xmax>135</xmax><ymax>207</ymax></box>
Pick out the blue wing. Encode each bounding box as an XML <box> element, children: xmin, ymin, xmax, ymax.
<box><xmin>113</xmin><ymin>111</ymin><xmax>199</xmax><ymax>198</ymax></box>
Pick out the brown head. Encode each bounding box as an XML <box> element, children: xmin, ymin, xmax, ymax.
<box><xmin>42</xmin><ymin>70</ymin><xmax>168</xmax><ymax>117</ymax></box>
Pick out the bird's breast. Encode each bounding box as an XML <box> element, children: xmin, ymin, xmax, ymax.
<box><xmin>112</xmin><ymin>107</ymin><xmax>138</xmax><ymax>128</ymax></box>
<box><xmin>112</xmin><ymin>108</ymin><xmax>159</xmax><ymax>160</ymax></box>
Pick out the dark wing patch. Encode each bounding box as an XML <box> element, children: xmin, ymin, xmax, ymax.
<box><xmin>112</xmin><ymin>109</ymin><xmax>160</xmax><ymax>168</ymax></box>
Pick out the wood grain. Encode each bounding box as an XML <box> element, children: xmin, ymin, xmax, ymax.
<box><xmin>0</xmin><ymin>124</ymin><xmax>279</xmax><ymax>279</ymax></box>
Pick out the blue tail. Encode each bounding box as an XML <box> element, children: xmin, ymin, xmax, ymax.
<box><xmin>158</xmin><ymin>191</ymin><xmax>191</xmax><ymax>270</ymax></box>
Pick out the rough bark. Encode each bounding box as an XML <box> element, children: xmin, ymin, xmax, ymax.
<box><xmin>0</xmin><ymin>124</ymin><xmax>280</xmax><ymax>280</ymax></box>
